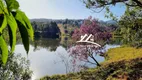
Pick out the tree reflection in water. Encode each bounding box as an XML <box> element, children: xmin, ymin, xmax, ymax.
<box><xmin>32</xmin><ymin>37</ymin><xmax>74</xmax><ymax>52</ymax></box>
<box><xmin>33</xmin><ymin>38</ymin><xmax>61</xmax><ymax>51</ymax></box>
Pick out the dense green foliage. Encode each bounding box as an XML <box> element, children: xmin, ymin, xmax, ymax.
<box><xmin>32</xmin><ymin>21</ymin><xmax>60</xmax><ymax>38</ymax></box>
<box><xmin>0</xmin><ymin>0</ymin><xmax>33</xmax><ymax>64</ymax></box>
<box><xmin>115</xmin><ymin>7</ymin><xmax>142</xmax><ymax>47</ymax></box>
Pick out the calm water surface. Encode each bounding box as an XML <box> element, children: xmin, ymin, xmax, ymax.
<box><xmin>14</xmin><ymin>39</ymin><xmax>120</xmax><ymax>80</ymax></box>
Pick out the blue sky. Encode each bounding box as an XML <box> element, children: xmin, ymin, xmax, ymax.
<box><xmin>17</xmin><ymin>0</ymin><xmax>126</xmax><ymax>21</ymax></box>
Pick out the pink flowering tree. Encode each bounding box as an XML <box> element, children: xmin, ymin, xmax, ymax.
<box><xmin>68</xmin><ymin>17</ymin><xmax>112</xmax><ymax>67</ymax></box>
<box><xmin>72</xmin><ymin>18</ymin><xmax>112</xmax><ymax>44</ymax></box>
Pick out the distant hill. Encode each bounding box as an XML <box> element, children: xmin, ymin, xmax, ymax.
<box><xmin>106</xmin><ymin>20</ymin><xmax>117</xmax><ymax>25</ymax></box>
<box><xmin>30</xmin><ymin>18</ymin><xmax>52</xmax><ymax>22</ymax></box>
<box><xmin>31</xmin><ymin>18</ymin><xmax>118</xmax><ymax>38</ymax></box>
<box><xmin>30</xmin><ymin>18</ymin><xmax>83</xmax><ymax>26</ymax></box>
<box><xmin>30</xmin><ymin>18</ymin><xmax>117</xmax><ymax>26</ymax></box>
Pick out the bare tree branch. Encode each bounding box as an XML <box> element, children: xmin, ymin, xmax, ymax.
<box><xmin>132</xmin><ymin>0</ymin><xmax>142</xmax><ymax>7</ymax></box>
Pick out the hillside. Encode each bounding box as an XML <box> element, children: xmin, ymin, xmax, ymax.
<box><xmin>40</xmin><ymin>46</ymin><xmax>142</xmax><ymax>80</ymax></box>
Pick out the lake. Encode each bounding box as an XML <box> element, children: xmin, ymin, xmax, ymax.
<box><xmin>14</xmin><ymin>38</ymin><xmax>120</xmax><ymax>80</ymax></box>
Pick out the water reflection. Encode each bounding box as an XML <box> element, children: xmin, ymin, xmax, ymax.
<box><xmin>14</xmin><ymin>38</ymin><xmax>120</xmax><ymax>79</ymax></box>
<box><xmin>15</xmin><ymin>45</ymin><xmax>68</xmax><ymax>79</ymax></box>
<box><xmin>33</xmin><ymin>38</ymin><xmax>60</xmax><ymax>51</ymax></box>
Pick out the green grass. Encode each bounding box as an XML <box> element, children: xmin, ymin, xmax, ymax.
<box><xmin>105</xmin><ymin>46</ymin><xmax>142</xmax><ymax>63</ymax></box>
<box><xmin>40</xmin><ymin>46</ymin><xmax>142</xmax><ymax>80</ymax></box>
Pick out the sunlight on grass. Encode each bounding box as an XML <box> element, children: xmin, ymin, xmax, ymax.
<box><xmin>105</xmin><ymin>47</ymin><xmax>142</xmax><ymax>63</ymax></box>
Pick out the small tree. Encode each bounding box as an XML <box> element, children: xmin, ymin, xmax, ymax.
<box><xmin>0</xmin><ymin>54</ymin><xmax>32</xmax><ymax>80</ymax></box>
<box><xmin>69</xmin><ymin>18</ymin><xmax>112</xmax><ymax>67</ymax></box>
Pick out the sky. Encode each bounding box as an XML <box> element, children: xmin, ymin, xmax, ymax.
<box><xmin>17</xmin><ymin>0</ymin><xmax>126</xmax><ymax>21</ymax></box>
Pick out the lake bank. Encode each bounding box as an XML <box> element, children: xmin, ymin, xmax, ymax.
<box><xmin>14</xmin><ymin>39</ymin><xmax>119</xmax><ymax>79</ymax></box>
<box><xmin>40</xmin><ymin>46</ymin><xmax>142</xmax><ymax>80</ymax></box>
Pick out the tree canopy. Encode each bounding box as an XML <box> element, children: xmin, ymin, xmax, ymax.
<box><xmin>82</xmin><ymin>0</ymin><xmax>142</xmax><ymax>19</ymax></box>
<box><xmin>72</xmin><ymin>18</ymin><xmax>112</xmax><ymax>45</ymax></box>
<box><xmin>115</xmin><ymin>7</ymin><xmax>142</xmax><ymax>47</ymax></box>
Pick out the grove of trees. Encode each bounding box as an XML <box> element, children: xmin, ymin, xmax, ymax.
<box><xmin>32</xmin><ymin>21</ymin><xmax>60</xmax><ymax>38</ymax></box>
